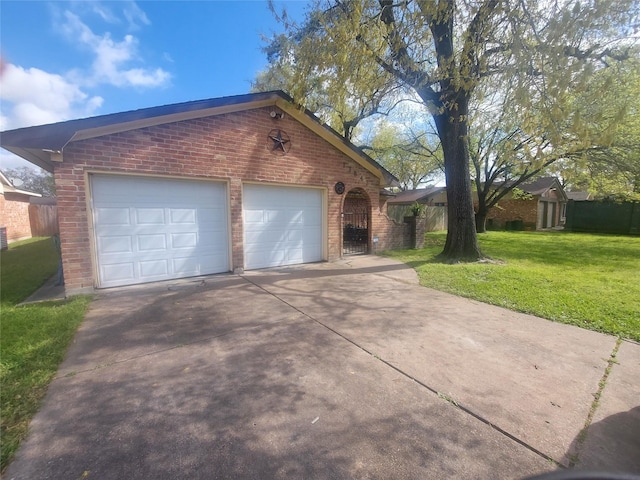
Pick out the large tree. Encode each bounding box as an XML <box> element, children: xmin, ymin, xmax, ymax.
<box><xmin>550</xmin><ymin>61</ymin><xmax>640</xmax><ymax>200</ymax></box>
<box><xmin>471</xmin><ymin>58</ymin><xmax>640</xmax><ymax>231</ymax></box>
<box><xmin>367</xmin><ymin>120</ymin><xmax>442</xmax><ymax>190</ymax></box>
<box><xmin>263</xmin><ymin>0</ymin><xmax>638</xmax><ymax>260</ymax></box>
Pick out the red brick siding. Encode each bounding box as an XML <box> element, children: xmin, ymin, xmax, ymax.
<box><xmin>0</xmin><ymin>193</ymin><xmax>33</xmax><ymax>242</ymax></box>
<box><xmin>56</xmin><ymin>107</ymin><xmax>403</xmax><ymax>292</ymax></box>
<box><xmin>485</xmin><ymin>199</ymin><xmax>538</xmax><ymax>229</ymax></box>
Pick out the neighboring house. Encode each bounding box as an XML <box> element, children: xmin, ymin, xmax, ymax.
<box><xmin>387</xmin><ymin>186</ymin><xmax>447</xmax><ymax>207</ymax></box>
<box><xmin>1</xmin><ymin>91</ymin><xmax>409</xmax><ymax>295</ymax></box>
<box><xmin>566</xmin><ymin>191</ymin><xmax>593</xmax><ymax>201</ymax></box>
<box><xmin>484</xmin><ymin>177</ymin><xmax>569</xmax><ymax>230</ymax></box>
<box><xmin>0</xmin><ymin>170</ymin><xmax>43</xmax><ymax>246</ymax></box>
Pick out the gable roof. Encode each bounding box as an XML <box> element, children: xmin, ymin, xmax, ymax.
<box><xmin>487</xmin><ymin>176</ymin><xmax>568</xmax><ymax>201</ymax></box>
<box><xmin>387</xmin><ymin>187</ymin><xmax>446</xmax><ymax>204</ymax></box>
<box><xmin>0</xmin><ymin>90</ymin><xmax>398</xmax><ymax>187</ymax></box>
<box><xmin>519</xmin><ymin>177</ymin><xmax>561</xmax><ymax>196</ymax></box>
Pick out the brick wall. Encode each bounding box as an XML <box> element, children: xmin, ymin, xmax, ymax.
<box><xmin>0</xmin><ymin>192</ymin><xmax>33</xmax><ymax>242</ymax></box>
<box><xmin>486</xmin><ymin>198</ymin><xmax>538</xmax><ymax>230</ymax></box>
<box><xmin>56</xmin><ymin>107</ymin><xmax>401</xmax><ymax>292</ymax></box>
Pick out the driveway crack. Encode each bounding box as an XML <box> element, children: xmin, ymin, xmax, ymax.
<box><xmin>568</xmin><ymin>337</ymin><xmax>622</xmax><ymax>467</ymax></box>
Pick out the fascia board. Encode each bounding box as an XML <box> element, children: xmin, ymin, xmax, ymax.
<box><xmin>68</xmin><ymin>98</ymin><xmax>278</xmax><ymax>144</ymax></box>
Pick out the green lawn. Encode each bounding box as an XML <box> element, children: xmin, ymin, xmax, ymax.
<box><xmin>1</xmin><ymin>238</ymin><xmax>91</xmax><ymax>472</ymax></box>
<box><xmin>385</xmin><ymin>231</ymin><xmax>640</xmax><ymax>342</ymax></box>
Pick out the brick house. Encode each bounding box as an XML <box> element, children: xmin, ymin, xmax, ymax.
<box><xmin>1</xmin><ymin>91</ymin><xmax>408</xmax><ymax>294</ymax></box>
<box><xmin>485</xmin><ymin>177</ymin><xmax>568</xmax><ymax>230</ymax></box>
<box><xmin>386</xmin><ymin>187</ymin><xmax>447</xmax><ymax>208</ymax></box>
<box><xmin>0</xmin><ymin>170</ymin><xmax>43</xmax><ymax>245</ymax></box>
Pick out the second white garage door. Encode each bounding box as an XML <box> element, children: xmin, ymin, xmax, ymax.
<box><xmin>91</xmin><ymin>175</ymin><xmax>230</xmax><ymax>288</ymax></box>
<box><xmin>243</xmin><ymin>184</ymin><xmax>323</xmax><ymax>270</ymax></box>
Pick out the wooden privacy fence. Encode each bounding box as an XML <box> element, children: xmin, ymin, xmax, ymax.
<box><xmin>28</xmin><ymin>203</ymin><xmax>59</xmax><ymax>237</ymax></box>
<box><xmin>387</xmin><ymin>205</ymin><xmax>447</xmax><ymax>232</ymax></box>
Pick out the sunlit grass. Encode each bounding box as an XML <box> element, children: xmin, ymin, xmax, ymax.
<box><xmin>385</xmin><ymin>231</ymin><xmax>640</xmax><ymax>341</ymax></box>
<box><xmin>1</xmin><ymin>238</ymin><xmax>91</xmax><ymax>472</ymax></box>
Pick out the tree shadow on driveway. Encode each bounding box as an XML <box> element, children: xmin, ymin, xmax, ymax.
<box><xmin>6</xmin><ymin>270</ymin><xmax>551</xmax><ymax>479</ymax></box>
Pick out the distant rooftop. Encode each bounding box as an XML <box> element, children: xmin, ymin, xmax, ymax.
<box><xmin>387</xmin><ymin>187</ymin><xmax>445</xmax><ymax>204</ymax></box>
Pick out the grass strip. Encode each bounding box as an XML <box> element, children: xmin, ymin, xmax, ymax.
<box><xmin>1</xmin><ymin>238</ymin><xmax>91</xmax><ymax>471</ymax></box>
<box><xmin>385</xmin><ymin>231</ymin><xmax>640</xmax><ymax>341</ymax></box>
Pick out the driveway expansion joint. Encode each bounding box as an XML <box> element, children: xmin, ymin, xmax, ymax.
<box><xmin>568</xmin><ymin>337</ymin><xmax>623</xmax><ymax>467</ymax></box>
<box><xmin>241</xmin><ymin>274</ymin><xmax>563</xmax><ymax>469</ymax></box>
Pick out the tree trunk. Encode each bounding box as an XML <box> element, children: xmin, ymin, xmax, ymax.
<box><xmin>475</xmin><ymin>190</ymin><xmax>488</xmax><ymax>233</ymax></box>
<box><xmin>475</xmin><ymin>211</ymin><xmax>487</xmax><ymax>233</ymax></box>
<box><xmin>434</xmin><ymin>95</ymin><xmax>484</xmax><ymax>261</ymax></box>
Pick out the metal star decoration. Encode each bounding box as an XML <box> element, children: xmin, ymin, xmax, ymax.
<box><xmin>268</xmin><ymin>129</ymin><xmax>290</xmax><ymax>153</ymax></box>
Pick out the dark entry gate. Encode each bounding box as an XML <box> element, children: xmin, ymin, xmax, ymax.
<box><xmin>342</xmin><ymin>209</ymin><xmax>369</xmax><ymax>255</ymax></box>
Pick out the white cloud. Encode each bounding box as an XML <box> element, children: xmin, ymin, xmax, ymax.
<box><xmin>87</xmin><ymin>2</ymin><xmax>120</xmax><ymax>24</ymax></box>
<box><xmin>0</xmin><ymin>1</ymin><xmax>168</xmax><ymax>171</ymax></box>
<box><xmin>0</xmin><ymin>63</ymin><xmax>103</xmax><ymax>130</ymax></box>
<box><xmin>0</xmin><ymin>3</ymin><xmax>168</xmax><ymax>129</ymax></box>
<box><xmin>123</xmin><ymin>2</ymin><xmax>151</xmax><ymax>30</ymax></box>
<box><xmin>72</xmin><ymin>1</ymin><xmax>149</xmax><ymax>30</ymax></box>
<box><xmin>61</xmin><ymin>10</ymin><xmax>170</xmax><ymax>89</ymax></box>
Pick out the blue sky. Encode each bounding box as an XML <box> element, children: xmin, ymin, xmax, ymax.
<box><xmin>0</xmin><ymin>0</ymin><xmax>308</xmax><ymax>170</ymax></box>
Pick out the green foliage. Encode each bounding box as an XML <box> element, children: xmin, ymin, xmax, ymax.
<box><xmin>368</xmin><ymin>121</ymin><xmax>442</xmax><ymax>189</ymax></box>
<box><xmin>510</xmin><ymin>188</ymin><xmax>534</xmax><ymax>201</ymax></box>
<box><xmin>2</xmin><ymin>167</ymin><xmax>55</xmax><ymax>197</ymax></box>
<box><xmin>261</xmin><ymin>0</ymin><xmax>638</xmax><ymax>259</ymax></box>
<box><xmin>411</xmin><ymin>202</ymin><xmax>424</xmax><ymax>216</ymax></box>
<box><xmin>471</xmin><ymin>56</ymin><xmax>640</xmax><ymax>232</ymax></box>
<box><xmin>0</xmin><ymin>238</ymin><xmax>90</xmax><ymax>472</ymax></box>
<box><xmin>385</xmin><ymin>232</ymin><xmax>640</xmax><ymax>341</ymax></box>
<box><xmin>551</xmin><ymin>61</ymin><xmax>640</xmax><ymax>199</ymax></box>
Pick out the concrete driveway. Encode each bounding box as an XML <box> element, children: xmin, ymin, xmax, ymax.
<box><xmin>6</xmin><ymin>256</ymin><xmax>639</xmax><ymax>479</ymax></box>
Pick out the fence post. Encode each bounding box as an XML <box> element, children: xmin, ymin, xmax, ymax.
<box><xmin>630</xmin><ymin>202</ymin><xmax>640</xmax><ymax>235</ymax></box>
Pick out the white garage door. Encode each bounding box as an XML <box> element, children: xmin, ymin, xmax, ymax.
<box><xmin>91</xmin><ymin>175</ymin><xmax>229</xmax><ymax>288</ymax></box>
<box><xmin>243</xmin><ymin>184</ymin><xmax>323</xmax><ymax>270</ymax></box>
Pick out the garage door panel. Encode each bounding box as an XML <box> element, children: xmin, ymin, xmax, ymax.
<box><xmin>170</xmin><ymin>209</ymin><xmax>196</xmax><ymax>224</ymax></box>
<box><xmin>243</xmin><ymin>184</ymin><xmax>323</xmax><ymax>270</ymax></box>
<box><xmin>303</xmin><ymin>226</ymin><xmax>322</xmax><ymax>241</ymax></box>
<box><xmin>244</xmin><ymin>210</ymin><xmax>266</xmax><ymax>224</ymax></box>
<box><xmin>286</xmin><ymin>229</ymin><xmax>303</xmax><ymax>243</ymax></box>
<box><xmin>98</xmin><ymin>236</ymin><xmax>133</xmax><ymax>254</ymax></box>
<box><xmin>171</xmin><ymin>232</ymin><xmax>197</xmax><ymax>249</ymax></box>
<box><xmin>140</xmin><ymin>259</ymin><xmax>169</xmax><ymax>278</ymax></box>
<box><xmin>172</xmin><ymin>253</ymin><xmax>226</xmax><ymax>275</ymax></box>
<box><xmin>96</xmin><ymin>207</ymin><xmax>130</xmax><ymax>226</ymax></box>
<box><xmin>137</xmin><ymin>234</ymin><xmax>167</xmax><ymax>252</ymax></box>
<box><xmin>287</xmin><ymin>248</ymin><xmax>304</xmax><ymax>263</ymax></box>
<box><xmin>245</xmin><ymin>249</ymin><xmax>286</xmax><ymax>269</ymax></box>
<box><xmin>92</xmin><ymin>175</ymin><xmax>229</xmax><ymax>288</ymax></box>
<box><xmin>136</xmin><ymin>208</ymin><xmax>165</xmax><ymax>225</ymax></box>
<box><xmin>101</xmin><ymin>262</ymin><xmax>135</xmax><ymax>283</ymax></box>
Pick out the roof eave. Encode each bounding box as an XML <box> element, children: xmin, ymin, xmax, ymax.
<box><xmin>3</xmin><ymin>146</ymin><xmax>56</xmax><ymax>173</ymax></box>
<box><xmin>69</xmin><ymin>96</ymin><xmax>281</xmax><ymax>144</ymax></box>
<box><xmin>1</xmin><ymin>91</ymin><xmax>398</xmax><ymax>187</ymax></box>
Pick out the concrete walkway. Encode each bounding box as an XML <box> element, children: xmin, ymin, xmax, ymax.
<box><xmin>5</xmin><ymin>256</ymin><xmax>639</xmax><ymax>479</ymax></box>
